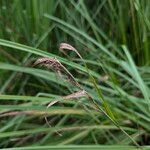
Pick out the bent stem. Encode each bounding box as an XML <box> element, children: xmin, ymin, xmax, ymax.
<box><xmin>59</xmin><ymin>43</ymin><xmax>142</xmax><ymax>149</ymax></box>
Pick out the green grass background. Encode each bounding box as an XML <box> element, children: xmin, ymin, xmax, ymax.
<box><xmin>0</xmin><ymin>0</ymin><xmax>150</xmax><ymax>149</ymax></box>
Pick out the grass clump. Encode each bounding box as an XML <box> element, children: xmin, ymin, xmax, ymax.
<box><xmin>0</xmin><ymin>0</ymin><xmax>150</xmax><ymax>149</ymax></box>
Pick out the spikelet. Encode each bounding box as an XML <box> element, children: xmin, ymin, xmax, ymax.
<box><xmin>59</xmin><ymin>43</ymin><xmax>83</xmax><ymax>59</ymax></box>
<box><xmin>34</xmin><ymin>57</ymin><xmax>81</xmax><ymax>88</ymax></box>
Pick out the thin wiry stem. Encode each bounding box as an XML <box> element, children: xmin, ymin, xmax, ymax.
<box><xmin>58</xmin><ymin>42</ymin><xmax>142</xmax><ymax>149</ymax></box>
